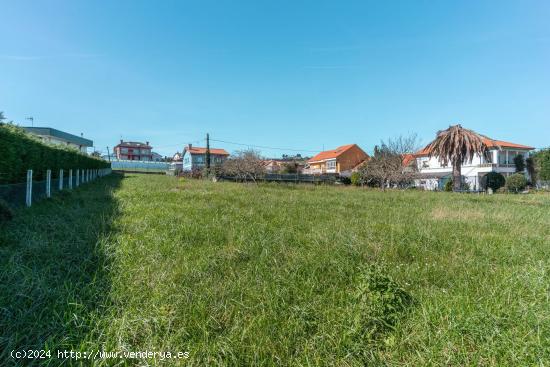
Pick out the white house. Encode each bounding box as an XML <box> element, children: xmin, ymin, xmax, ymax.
<box><xmin>413</xmin><ymin>136</ymin><xmax>534</xmax><ymax>190</ymax></box>
<box><xmin>182</xmin><ymin>144</ymin><xmax>229</xmax><ymax>171</ymax></box>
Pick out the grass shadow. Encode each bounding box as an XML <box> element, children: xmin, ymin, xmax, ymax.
<box><xmin>0</xmin><ymin>173</ymin><xmax>124</xmax><ymax>366</ymax></box>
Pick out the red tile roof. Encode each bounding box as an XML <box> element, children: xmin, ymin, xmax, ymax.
<box><xmin>185</xmin><ymin>146</ymin><xmax>229</xmax><ymax>156</ymax></box>
<box><xmin>415</xmin><ymin>137</ymin><xmax>534</xmax><ymax>156</ymax></box>
<box><xmin>481</xmin><ymin>138</ymin><xmax>534</xmax><ymax>150</ymax></box>
<box><xmin>308</xmin><ymin>144</ymin><xmax>357</xmax><ymax>163</ymax></box>
<box><xmin>402</xmin><ymin>153</ymin><xmax>415</xmax><ymax>167</ymax></box>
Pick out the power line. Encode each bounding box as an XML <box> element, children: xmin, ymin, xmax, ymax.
<box><xmin>209</xmin><ymin>138</ymin><xmax>320</xmax><ymax>153</ymax></box>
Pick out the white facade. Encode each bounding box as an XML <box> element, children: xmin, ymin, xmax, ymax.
<box><xmin>415</xmin><ymin>148</ymin><xmax>532</xmax><ymax>191</ymax></box>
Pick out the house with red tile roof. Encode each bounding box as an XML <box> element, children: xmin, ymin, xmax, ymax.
<box><xmin>182</xmin><ymin>144</ymin><xmax>230</xmax><ymax>171</ymax></box>
<box><xmin>305</xmin><ymin>144</ymin><xmax>369</xmax><ymax>176</ymax></box>
<box><xmin>113</xmin><ymin>140</ymin><xmax>153</xmax><ymax>161</ymax></box>
<box><xmin>413</xmin><ymin>133</ymin><xmax>534</xmax><ymax>190</ymax></box>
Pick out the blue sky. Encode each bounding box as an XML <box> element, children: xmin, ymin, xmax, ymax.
<box><xmin>1</xmin><ymin>0</ymin><xmax>549</xmax><ymax>157</ymax></box>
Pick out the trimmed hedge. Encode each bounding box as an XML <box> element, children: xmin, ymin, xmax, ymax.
<box><xmin>0</xmin><ymin>124</ymin><xmax>110</xmax><ymax>184</ymax></box>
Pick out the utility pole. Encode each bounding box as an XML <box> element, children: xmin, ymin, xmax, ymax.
<box><xmin>26</xmin><ymin>116</ymin><xmax>34</xmax><ymax>127</ymax></box>
<box><xmin>206</xmin><ymin>133</ymin><xmax>211</xmax><ymax>170</ymax></box>
<box><xmin>106</xmin><ymin>146</ymin><xmax>111</xmax><ymax>162</ymax></box>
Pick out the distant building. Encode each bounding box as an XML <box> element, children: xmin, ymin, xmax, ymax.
<box><xmin>151</xmin><ymin>152</ymin><xmax>164</xmax><ymax>162</ymax></box>
<box><xmin>262</xmin><ymin>158</ymin><xmax>307</xmax><ymax>173</ymax></box>
<box><xmin>113</xmin><ymin>140</ymin><xmax>153</xmax><ymax>161</ymax></box>
<box><xmin>22</xmin><ymin>127</ymin><xmax>93</xmax><ymax>153</ymax></box>
<box><xmin>304</xmin><ymin>144</ymin><xmax>369</xmax><ymax>176</ymax></box>
<box><xmin>182</xmin><ymin>144</ymin><xmax>229</xmax><ymax>171</ymax></box>
<box><xmin>169</xmin><ymin>152</ymin><xmax>183</xmax><ymax>172</ymax></box>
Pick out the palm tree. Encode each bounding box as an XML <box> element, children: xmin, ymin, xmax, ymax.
<box><xmin>425</xmin><ymin>124</ymin><xmax>490</xmax><ymax>191</ymax></box>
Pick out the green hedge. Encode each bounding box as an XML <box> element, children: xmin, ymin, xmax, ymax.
<box><xmin>0</xmin><ymin>124</ymin><xmax>110</xmax><ymax>184</ymax></box>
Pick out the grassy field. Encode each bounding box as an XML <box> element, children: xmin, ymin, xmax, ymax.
<box><xmin>1</xmin><ymin>173</ymin><xmax>549</xmax><ymax>366</ymax></box>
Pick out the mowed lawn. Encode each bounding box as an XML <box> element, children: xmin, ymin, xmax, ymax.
<box><xmin>1</xmin><ymin>173</ymin><xmax>549</xmax><ymax>366</ymax></box>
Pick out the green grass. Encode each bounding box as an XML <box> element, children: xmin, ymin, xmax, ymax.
<box><xmin>1</xmin><ymin>174</ymin><xmax>549</xmax><ymax>366</ymax></box>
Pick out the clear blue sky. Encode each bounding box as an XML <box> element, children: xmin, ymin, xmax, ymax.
<box><xmin>1</xmin><ymin>0</ymin><xmax>549</xmax><ymax>157</ymax></box>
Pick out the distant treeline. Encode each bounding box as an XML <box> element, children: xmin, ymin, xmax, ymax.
<box><xmin>0</xmin><ymin>124</ymin><xmax>110</xmax><ymax>184</ymax></box>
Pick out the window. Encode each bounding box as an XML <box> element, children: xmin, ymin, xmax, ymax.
<box><xmin>194</xmin><ymin>155</ymin><xmax>204</xmax><ymax>163</ymax></box>
<box><xmin>326</xmin><ymin>160</ymin><xmax>336</xmax><ymax>169</ymax></box>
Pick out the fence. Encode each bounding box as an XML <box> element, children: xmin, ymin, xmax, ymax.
<box><xmin>218</xmin><ymin>173</ymin><xmax>337</xmax><ymax>184</ymax></box>
<box><xmin>110</xmin><ymin>160</ymin><xmax>169</xmax><ymax>174</ymax></box>
<box><xmin>0</xmin><ymin>168</ymin><xmax>112</xmax><ymax>208</ymax></box>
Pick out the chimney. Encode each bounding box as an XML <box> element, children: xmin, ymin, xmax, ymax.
<box><xmin>187</xmin><ymin>143</ymin><xmax>192</xmax><ymax>150</ymax></box>
<box><xmin>120</xmin><ymin>139</ymin><xmax>123</xmax><ymax>144</ymax></box>
<box><xmin>146</xmin><ymin>141</ymin><xmax>149</xmax><ymax>146</ymax></box>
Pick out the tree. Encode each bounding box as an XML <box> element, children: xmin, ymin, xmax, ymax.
<box><xmin>425</xmin><ymin>124</ymin><xmax>490</xmax><ymax>192</ymax></box>
<box><xmin>205</xmin><ymin>133</ymin><xmax>211</xmax><ymax>171</ymax></box>
<box><xmin>221</xmin><ymin>149</ymin><xmax>265</xmax><ymax>182</ymax></box>
<box><xmin>280</xmin><ymin>161</ymin><xmax>299</xmax><ymax>174</ymax></box>
<box><xmin>513</xmin><ymin>154</ymin><xmax>525</xmax><ymax>173</ymax></box>
<box><xmin>358</xmin><ymin>134</ymin><xmax>420</xmax><ymax>190</ymax></box>
<box><xmin>533</xmin><ymin>149</ymin><xmax>550</xmax><ymax>182</ymax></box>
<box><xmin>526</xmin><ymin>157</ymin><xmax>536</xmax><ymax>182</ymax></box>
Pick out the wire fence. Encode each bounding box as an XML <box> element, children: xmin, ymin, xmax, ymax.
<box><xmin>110</xmin><ymin>160</ymin><xmax>169</xmax><ymax>173</ymax></box>
<box><xmin>0</xmin><ymin>168</ymin><xmax>112</xmax><ymax>209</ymax></box>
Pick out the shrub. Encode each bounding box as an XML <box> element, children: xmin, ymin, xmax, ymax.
<box><xmin>444</xmin><ymin>179</ymin><xmax>470</xmax><ymax>191</ymax></box>
<box><xmin>506</xmin><ymin>173</ymin><xmax>527</xmax><ymax>192</ymax></box>
<box><xmin>351</xmin><ymin>172</ymin><xmax>361</xmax><ymax>186</ymax></box>
<box><xmin>0</xmin><ymin>199</ymin><xmax>14</xmax><ymax>222</ymax></box>
<box><xmin>484</xmin><ymin>172</ymin><xmax>505</xmax><ymax>191</ymax></box>
<box><xmin>339</xmin><ymin>176</ymin><xmax>351</xmax><ymax>185</ymax></box>
<box><xmin>0</xmin><ymin>125</ymin><xmax>110</xmax><ymax>184</ymax></box>
<box><xmin>444</xmin><ymin>180</ymin><xmax>453</xmax><ymax>192</ymax></box>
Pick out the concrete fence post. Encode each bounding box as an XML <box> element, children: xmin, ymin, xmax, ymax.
<box><xmin>76</xmin><ymin>169</ymin><xmax>80</xmax><ymax>187</ymax></box>
<box><xmin>46</xmin><ymin>169</ymin><xmax>51</xmax><ymax>198</ymax></box>
<box><xmin>59</xmin><ymin>169</ymin><xmax>64</xmax><ymax>190</ymax></box>
<box><xmin>26</xmin><ymin>169</ymin><xmax>33</xmax><ymax>207</ymax></box>
<box><xmin>69</xmin><ymin>169</ymin><xmax>73</xmax><ymax>189</ymax></box>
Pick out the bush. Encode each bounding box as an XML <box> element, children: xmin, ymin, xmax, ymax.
<box><xmin>484</xmin><ymin>172</ymin><xmax>505</xmax><ymax>191</ymax></box>
<box><xmin>444</xmin><ymin>180</ymin><xmax>453</xmax><ymax>192</ymax></box>
<box><xmin>0</xmin><ymin>198</ymin><xmax>14</xmax><ymax>222</ymax></box>
<box><xmin>351</xmin><ymin>172</ymin><xmax>361</xmax><ymax>186</ymax></box>
<box><xmin>0</xmin><ymin>125</ymin><xmax>110</xmax><ymax>184</ymax></box>
<box><xmin>339</xmin><ymin>176</ymin><xmax>351</xmax><ymax>185</ymax></box>
<box><xmin>444</xmin><ymin>179</ymin><xmax>470</xmax><ymax>192</ymax></box>
<box><xmin>506</xmin><ymin>173</ymin><xmax>527</xmax><ymax>192</ymax></box>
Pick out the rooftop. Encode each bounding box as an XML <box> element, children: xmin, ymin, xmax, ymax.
<box><xmin>415</xmin><ymin>136</ymin><xmax>534</xmax><ymax>156</ymax></box>
<box><xmin>115</xmin><ymin>141</ymin><xmax>152</xmax><ymax>149</ymax></box>
<box><xmin>184</xmin><ymin>146</ymin><xmax>230</xmax><ymax>156</ymax></box>
<box><xmin>22</xmin><ymin>126</ymin><xmax>93</xmax><ymax>147</ymax></box>
<box><xmin>308</xmin><ymin>144</ymin><xmax>360</xmax><ymax>163</ymax></box>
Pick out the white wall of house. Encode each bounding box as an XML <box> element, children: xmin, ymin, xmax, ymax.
<box><xmin>415</xmin><ymin>148</ymin><xmax>532</xmax><ymax>190</ymax></box>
